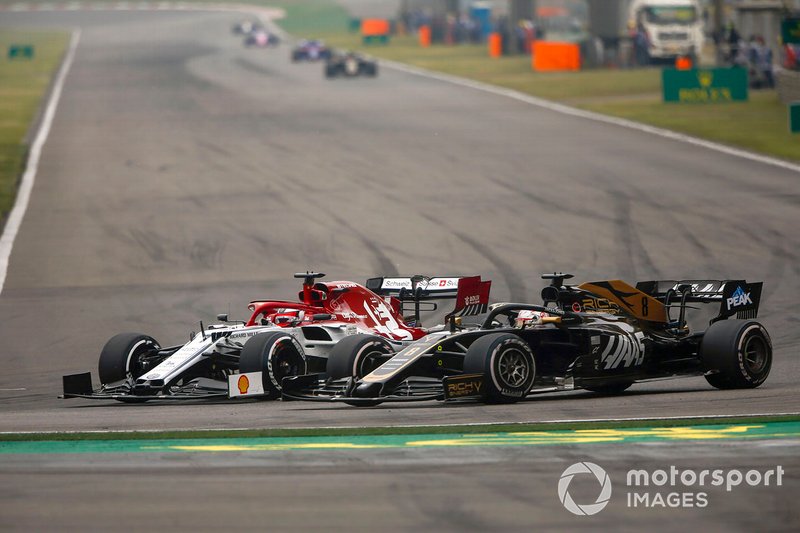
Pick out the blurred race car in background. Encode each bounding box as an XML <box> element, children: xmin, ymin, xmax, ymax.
<box><xmin>62</xmin><ymin>273</ymin><xmax>490</xmax><ymax>402</ymax></box>
<box><xmin>284</xmin><ymin>273</ymin><xmax>772</xmax><ymax>406</ymax></box>
<box><xmin>325</xmin><ymin>51</ymin><xmax>378</xmax><ymax>78</ymax></box>
<box><xmin>244</xmin><ymin>29</ymin><xmax>280</xmax><ymax>47</ymax></box>
<box><xmin>232</xmin><ymin>20</ymin><xmax>264</xmax><ymax>35</ymax></box>
<box><xmin>292</xmin><ymin>39</ymin><xmax>331</xmax><ymax>61</ymax></box>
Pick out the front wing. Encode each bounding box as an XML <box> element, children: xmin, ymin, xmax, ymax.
<box><xmin>61</xmin><ymin>372</ymin><xmax>228</xmax><ymax>400</ymax></box>
<box><xmin>281</xmin><ymin>373</ymin><xmax>488</xmax><ymax>403</ymax></box>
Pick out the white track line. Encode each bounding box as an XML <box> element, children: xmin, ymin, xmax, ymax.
<box><xmin>382</xmin><ymin>59</ymin><xmax>800</xmax><ymax>175</ymax></box>
<box><xmin>0</xmin><ymin>29</ymin><xmax>81</xmax><ymax>297</ymax></box>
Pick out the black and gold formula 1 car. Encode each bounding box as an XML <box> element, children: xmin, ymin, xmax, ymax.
<box><xmin>324</xmin><ymin>51</ymin><xmax>377</xmax><ymax>78</ymax></box>
<box><xmin>282</xmin><ymin>274</ymin><xmax>771</xmax><ymax>406</ymax></box>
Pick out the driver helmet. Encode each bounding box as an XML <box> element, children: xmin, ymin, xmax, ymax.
<box><xmin>515</xmin><ymin>310</ymin><xmax>549</xmax><ymax>328</ymax></box>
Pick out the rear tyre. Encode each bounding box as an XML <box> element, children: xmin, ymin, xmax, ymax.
<box><xmin>240</xmin><ymin>332</ymin><xmax>307</xmax><ymax>399</ymax></box>
<box><xmin>325</xmin><ymin>64</ymin><xmax>339</xmax><ymax>78</ymax></box>
<box><xmin>326</xmin><ymin>334</ymin><xmax>394</xmax><ymax>379</ymax></box>
<box><xmin>701</xmin><ymin>320</ymin><xmax>772</xmax><ymax>389</ymax></box>
<box><xmin>463</xmin><ymin>333</ymin><xmax>535</xmax><ymax>404</ymax></box>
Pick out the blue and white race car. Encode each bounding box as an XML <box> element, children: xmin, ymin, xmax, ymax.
<box><xmin>292</xmin><ymin>39</ymin><xmax>331</xmax><ymax>61</ymax></box>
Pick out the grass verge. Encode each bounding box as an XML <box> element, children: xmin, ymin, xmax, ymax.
<box><xmin>278</xmin><ymin>13</ymin><xmax>800</xmax><ymax>162</ymax></box>
<box><xmin>0</xmin><ymin>29</ymin><xmax>70</xmax><ymax>222</ymax></box>
<box><xmin>1</xmin><ymin>413</ymin><xmax>797</xmax><ymax>442</ymax></box>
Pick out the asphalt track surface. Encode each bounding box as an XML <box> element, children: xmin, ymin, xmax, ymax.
<box><xmin>0</xmin><ymin>9</ymin><xmax>798</xmax><ymax>530</ymax></box>
<box><xmin>1</xmin><ymin>437</ymin><xmax>798</xmax><ymax>531</ymax></box>
<box><xmin>1</xmin><ymin>9</ymin><xmax>798</xmax><ymax>431</ymax></box>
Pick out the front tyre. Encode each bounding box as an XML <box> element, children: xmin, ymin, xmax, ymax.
<box><xmin>98</xmin><ymin>333</ymin><xmax>161</xmax><ymax>403</ymax></box>
<box><xmin>240</xmin><ymin>332</ymin><xmax>307</xmax><ymax>399</ymax></box>
<box><xmin>463</xmin><ymin>333</ymin><xmax>535</xmax><ymax>404</ymax></box>
<box><xmin>326</xmin><ymin>334</ymin><xmax>394</xmax><ymax>379</ymax></box>
<box><xmin>98</xmin><ymin>333</ymin><xmax>160</xmax><ymax>384</ymax></box>
<box><xmin>702</xmin><ymin>320</ymin><xmax>772</xmax><ymax>389</ymax></box>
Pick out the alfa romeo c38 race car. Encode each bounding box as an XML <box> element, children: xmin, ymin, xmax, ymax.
<box><xmin>61</xmin><ymin>273</ymin><xmax>490</xmax><ymax>402</ymax></box>
<box><xmin>282</xmin><ymin>274</ymin><xmax>772</xmax><ymax>406</ymax></box>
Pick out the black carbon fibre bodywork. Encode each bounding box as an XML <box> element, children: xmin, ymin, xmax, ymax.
<box><xmin>283</xmin><ymin>275</ymin><xmax>771</xmax><ymax>405</ymax></box>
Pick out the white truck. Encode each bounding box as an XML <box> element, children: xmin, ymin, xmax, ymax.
<box><xmin>629</xmin><ymin>0</ymin><xmax>705</xmax><ymax>62</ymax></box>
<box><xmin>589</xmin><ymin>0</ymin><xmax>704</xmax><ymax>64</ymax></box>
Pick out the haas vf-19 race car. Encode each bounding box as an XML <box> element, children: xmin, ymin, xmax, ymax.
<box><xmin>62</xmin><ymin>273</ymin><xmax>490</xmax><ymax>402</ymax></box>
<box><xmin>325</xmin><ymin>52</ymin><xmax>377</xmax><ymax>78</ymax></box>
<box><xmin>283</xmin><ymin>274</ymin><xmax>771</xmax><ymax>406</ymax></box>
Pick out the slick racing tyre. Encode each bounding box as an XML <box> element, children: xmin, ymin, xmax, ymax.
<box><xmin>325</xmin><ymin>64</ymin><xmax>339</xmax><ymax>78</ymax></box>
<box><xmin>363</xmin><ymin>63</ymin><xmax>377</xmax><ymax>77</ymax></box>
<box><xmin>701</xmin><ymin>320</ymin><xmax>772</xmax><ymax>389</ymax></box>
<box><xmin>326</xmin><ymin>334</ymin><xmax>395</xmax><ymax>379</ymax></box>
<box><xmin>463</xmin><ymin>333</ymin><xmax>535</xmax><ymax>404</ymax></box>
<box><xmin>240</xmin><ymin>331</ymin><xmax>308</xmax><ymax>399</ymax></box>
<box><xmin>98</xmin><ymin>333</ymin><xmax>161</xmax><ymax>385</ymax></box>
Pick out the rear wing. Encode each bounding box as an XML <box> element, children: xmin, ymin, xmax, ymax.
<box><xmin>636</xmin><ymin>280</ymin><xmax>763</xmax><ymax>321</ymax></box>
<box><xmin>448</xmin><ymin>276</ymin><xmax>492</xmax><ymax>318</ymax></box>
<box><xmin>366</xmin><ymin>275</ymin><xmax>492</xmax><ymax>325</ymax></box>
<box><xmin>366</xmin><ymin>276</ymin><xmax>463</xmax><ymax>300</ymax></box>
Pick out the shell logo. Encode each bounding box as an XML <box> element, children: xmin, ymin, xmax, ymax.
<box><xmin>237</xmin><ymin>374</ymin><xmax>250</xmax><ymax>395</ymax></box>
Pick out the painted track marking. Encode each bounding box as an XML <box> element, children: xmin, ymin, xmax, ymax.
<box><xmin>381</xmin><ymin>60</ymin><xmax>800</xmax><ymax>175</ymax></box>
<box><xmin>0</xmin><ymin>29</ymin><xmax>81</xmax><ymax>296</ymax></box>
<box><xmin>1</xmin><ymin>421</ymin><xmax>798</xmax><ymax>454</ymax></box>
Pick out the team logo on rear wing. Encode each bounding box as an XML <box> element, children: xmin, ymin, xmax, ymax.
<box><xmin>365</xmin><ymin>276</ymin><xmax>488</xmax><ymax>300</ymax></box>
<box><xmin>637</xmin><ymin>279</ymin><xmax>763</xmax><ymax>320</ymax></box>
<box><xmin>726</xmin><ymin>285</ymin><xmax>753</xmax><ymax>310</ymax></box>
<box><xmin>720</xmin><ymin>281</ymin><xmax>762</xmax><ymax>319</ymax></box>
<box><xmin>450</xmin><ymin>276</ymin><xmax>491</xmax><ymax>317</ymax></box>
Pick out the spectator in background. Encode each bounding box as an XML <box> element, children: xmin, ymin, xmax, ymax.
<box><xmin>749</xmin><ymin>35</ymin><xmax>774</xmax><ymax>88</ymax></box>
<box><xmin>727</xmin><ymin>23</ymin><xmax>741</xmax><ymax>64</ymax></box>
<box><xmin>513</xmin><ymin>20</ymin><xmax>536</xmax><ymax>54</ymax></box>
<box><xmin>783</xmin><ymin>43</ymin><xmax>799</xmax><ymax>71</ymax></box>
<box><xmin>496</xmin><ymin>16</ymin><xmax>510</xmax><ymax>55</ymax></box>
<box><xmin>634</xmin><ymin>21</ymin><xmax>649</xmax><ymax>66</ymax></box>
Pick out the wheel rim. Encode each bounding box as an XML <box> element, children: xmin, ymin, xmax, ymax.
<box><xmin>743</xmin><ymin>335</ymin><xmax>768</xmax><ymax>374</ymax></box>
<box><xmin>127</xmin><ymin>340</ymin><xmax>157</xmax><ymax>379</ymax></box>
<box><xmin>496</xmin><ymin>347</ymin><xmax>530</xmax><ymax>388</ymax></box>
<box><xmin>129</xmin><ymin>351</ymin><xmax>146</xmax><ymax>378</ymax></box>
<box><xmin>357</xmin><ymin>348</ymin><xmax>390</xmax><ymax>377</ymax></box>
<box><xmin>273</xmin><ymin>343</ymin><xmax>304</xmax><ymax>381</ymax></box>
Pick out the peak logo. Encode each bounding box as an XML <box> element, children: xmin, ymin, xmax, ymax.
<box><xmin>558</xmin><ymin>462</ymin><xmax>612</xmax><ymax>516</ymax></box>
<box><xmin>726</xmin><ymin>286</ymin><xmax>752</xmax><ymax>310</ymax></box>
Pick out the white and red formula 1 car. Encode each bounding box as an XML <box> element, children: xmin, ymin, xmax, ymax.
<box><xmin>62</xmin><ymin>272</ymin><xmax>490</xmax><ymax>402</ymax></box>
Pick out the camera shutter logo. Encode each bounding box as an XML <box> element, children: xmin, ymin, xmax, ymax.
<box><xmin>558</xmin><ymin>462</ymin><xmax>612</xmax><ymax>516</ymax></box>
